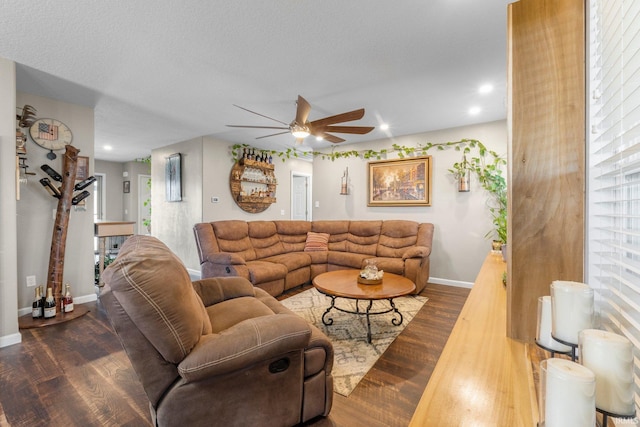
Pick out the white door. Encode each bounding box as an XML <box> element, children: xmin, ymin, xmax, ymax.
<box><xmin>291</xmin><ymin>173</ymin><xmax>311</xmax><ymax>220</ymax></box>
<box><xmin>138</xmin><ymin>174</ymin><xmax>151</xmax><ymax>234</ymax></box>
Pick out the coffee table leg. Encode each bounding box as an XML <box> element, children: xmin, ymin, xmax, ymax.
<box><xmin>322</xmin><ymin>295</ymin><xmax>337</xmax><ymax>326</ymax></box>
<box><xmin>366</xmin><ymin>300</ymin><xmax>374</xmax><ymax>343</ymax></box>
<box><xmin>389</xmin><ymin>298</ymin><xmax>404</xmax><ymax>326</ymax></box>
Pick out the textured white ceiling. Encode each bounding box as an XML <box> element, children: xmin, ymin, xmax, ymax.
<box><xmin>2</xmin><ymin>0</ymin><xmax>512</xmax><ymax>162</ymax></box>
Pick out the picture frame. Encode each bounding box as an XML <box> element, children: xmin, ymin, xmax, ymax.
<box><xmin>165</xmin><ymin>153</ymin><xmax>182</xmax><ymax>202</ymax></box>
<box><xmin>368</xmin><ymin>156</ymin><xmax>432</xmax><ymax>206</ymax></box>
<box><xmin>123</xmin><ymin>180</ymin><xmax>130</xmax><ymax>193</ymax></box>
<box><xmin>76</xmin><ymin>156</ymin><xmax>89</xmax><ymax>180</ymax></box>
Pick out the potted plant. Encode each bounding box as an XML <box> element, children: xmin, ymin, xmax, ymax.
<box><xmin>450</xmin><ymin>154</ymin><xmax>471</xmax><ymax>192</ymax></box>
<box><xmin>449</xmin><ymin>142</ymin><xmax>507</xmax><ymax>256</ymax></box>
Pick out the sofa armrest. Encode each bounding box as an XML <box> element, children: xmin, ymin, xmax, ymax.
<box><xmin>192</xmin><ymin>277</ymin><xmax>256</xmax><ymax>306</ymax></box>
<box><xmin>178</xmin><ymin>314</ymin><xmax>311</xmax><ymax>382</ymax></box>
<box><xmin>204</xmin><ymin>252</ymin><xmax>246</xmax><ymax>265</ymax></box>
<box><xmin>402</xmin><ymin>245</ymin><xmax>431</xmax><ymax>259</ymax></box>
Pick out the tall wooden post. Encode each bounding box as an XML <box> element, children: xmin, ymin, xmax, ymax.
<box><xmin>46</xmin><ymin>145</ymin><xmax>79</xmax><ymax>303</ymax></box>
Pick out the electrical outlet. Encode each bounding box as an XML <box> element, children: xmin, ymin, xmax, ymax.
<box><xmin>26</xmin><ymin>275</ymin><xmax>36</xmax><ymax>287</ymax></box>
<box><xmin>211</xmin><ymin>196</ymin><xmax>220</xmax><ymax>203</ymax></box>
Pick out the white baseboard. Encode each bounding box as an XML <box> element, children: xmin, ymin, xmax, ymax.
<box><xmin>17</xmin><ymin>292</ymin><xmax>98</xmax><ymax>317</ymax></box>
<box><xmin>0</xmin><ymin>332</ymin><xmax>22</xmax><ymax>348</ymax></box>
<box><xmin>429</xmin><ymin>277</ymin><xmax>474</xmax><ymax>289</ymax></box>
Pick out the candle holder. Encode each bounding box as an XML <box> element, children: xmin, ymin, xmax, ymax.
<box><xmin>539</xmin><ymin>359</ymin><xmax>596</xmax><ymax>427</ymax></box>
<box><xmin>579</xmin><ymin>329</ymin><xmax>635</xmax><ymax>426</ymax></box>
<box><xmin>597</xmin><ymin>408</ymin><xmax>636</xmax><ymax>427</ymax></box>
<box><xmin>550</xmin><ymin>334</ymin><xmax>578</xmax><ymax>362</ymax></box>
<box><xmin>536</xmin><ymin>296</ymin><xmax>572</xmax><ymax>357</ymax></box>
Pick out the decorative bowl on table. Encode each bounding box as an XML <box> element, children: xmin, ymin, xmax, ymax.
<box><xmin>358</xmin><ymin>268</ymin><xmax>384</xmax><ymax>285</ymax></box>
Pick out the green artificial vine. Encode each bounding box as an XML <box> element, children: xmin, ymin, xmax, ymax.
<box><xmin>231</xmin><ymin>139</ymin><xmax>507</xmax><ymax>243</ymax></box>
<box><xmin>231</xmin><ymin>139</ymin><xmax>502</xmax><ymax>163</ymax></box>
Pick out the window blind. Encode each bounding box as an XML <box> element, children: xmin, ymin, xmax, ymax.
<box><xmin>589</xmin><ymin>0</ymin><xmax>640</xmax><ymax>411</ymax></box>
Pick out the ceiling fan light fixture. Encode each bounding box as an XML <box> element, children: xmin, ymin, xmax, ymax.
<box><xmin>290</xmin><ymin>123</ymin><xmax>310</xmax><ymax>139</ymax></box>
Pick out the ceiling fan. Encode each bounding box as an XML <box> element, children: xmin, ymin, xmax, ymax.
<box><xmin>227</xmin><ymin>95</ymin><xmax>375</xmax><ymax>144</ymax></box>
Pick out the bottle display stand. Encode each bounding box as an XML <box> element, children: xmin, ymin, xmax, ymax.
<box><xmin>18</xmin><ymin>305</ymin><xmax>89</xmax><ymax>329</ymax></box>
<box><xmin>229</xmin><ymin>154</ymin><xmax>277</xmax><ymax>213</ymax></box>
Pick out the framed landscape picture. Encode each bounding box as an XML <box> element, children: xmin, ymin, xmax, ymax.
<box><xmin>368</xmin><ymin>156</ymin><xmax>432</xmax><ymax>206</ymax></box>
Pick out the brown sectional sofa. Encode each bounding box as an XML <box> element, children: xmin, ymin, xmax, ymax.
<box><xmin>193</xmin><ymin>219</ymin><xmax>434</xmax><ymax>297</ymax></box>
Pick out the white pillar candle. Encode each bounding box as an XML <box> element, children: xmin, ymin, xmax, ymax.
<box><xmin>541</xmin><ymin>358</ymin><xmax>596</xmax><ymax>427</ymax></box>
<box><xmin>550</xmin><ymin>280</ymin><xmax>594</xmax><ymax>344</ymax></box>
<box><xmin>579</xmin><ymin>329</ymin><xmax>635</xmax><ymax>416</ymax></box>
<box><xmin>536</xmin><ymin>296</ymin><xmax>572</xmax><ymax>352</ymax></box>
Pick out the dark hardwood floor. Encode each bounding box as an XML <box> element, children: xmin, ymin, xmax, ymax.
<box><xmin>0</xmin><ymin>283</ymin><xmax>469</xmax><ymax>427</ymax></box>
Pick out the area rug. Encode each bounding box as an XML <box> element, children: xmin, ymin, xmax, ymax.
<box><xmin>280</xmin><ymin>288</ymin><xmax>428</xmax><ymax>397</ymax></box>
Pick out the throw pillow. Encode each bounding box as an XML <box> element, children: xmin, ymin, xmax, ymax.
<box><xmin>304</xmin><ymin>231</ymin><xmax>329</xmax><ymax>252</ymax></box>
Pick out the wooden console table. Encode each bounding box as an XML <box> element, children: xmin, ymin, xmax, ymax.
<box><xmin>409</xmin><ymin>252</ymin><xmax>537</xmax><ymax>426</ymax></box>
<box><xmin>95</xmin><ymin>221</ymin><xmax>135</xmax><ymax>286</ymax></box>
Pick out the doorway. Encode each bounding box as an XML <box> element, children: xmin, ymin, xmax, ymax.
<box><xmin>291</xmin><ymin>172</ymin><xmax>311</xmax><ymax>221</ymax></box>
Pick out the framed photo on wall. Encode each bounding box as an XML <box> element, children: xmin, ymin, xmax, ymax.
<box><xmin>165</xmin><ymin>153</ymin><xmax>182</xmax><ymax>202</ymax></box>
<box><xmin>368</xmin><ymin>156</ymin><xmax>432</xmax><ymax>206</ymax></box>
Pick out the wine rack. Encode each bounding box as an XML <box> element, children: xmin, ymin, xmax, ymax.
<box><xmin>229</xmin><ymin>158</ymin><xmax>277</xmax><ymax>213</ymax></box>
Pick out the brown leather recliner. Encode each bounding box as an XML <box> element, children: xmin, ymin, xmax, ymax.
<box><xmin>101</xmin><ymin>235</ymin><xmax>333</xmax><ymax>427</ymax></box>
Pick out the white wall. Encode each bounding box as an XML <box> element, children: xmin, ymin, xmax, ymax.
<box><xmin>0</xmin><ymin>58</ymin><xmax>20</xmax><ymax>346</ymax></box>
<box><xmin>152</xmin><ymin>137</ymin><xmax>204</xmax><ymax>273</ymax></box>
<box><xmin>95</xmin><ymin>160</ymin><xmax>125</xmax><ymax>221</ymax></box>
<box><xmin>312</xmin><ymin>120</ymin><xmax>507</xmax><ymax>284</ymax></box>
<box><xmin>14</xmin><ymin>93</ymin><xmax>96</xmax><ymax>315</ymax></box>
<box><xmin>201</xmin><ymin>136</ymin><xmax>313</xmax><ymax>223</ymax></box>
<box><xmin>153</xmin><ymin>121</ymin><xmax>505</xmax><ymax>285</ymax></box>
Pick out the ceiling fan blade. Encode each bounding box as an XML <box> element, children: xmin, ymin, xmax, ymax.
<box><xmin>255</xmin><ymin>131</ymin><xmax>291</xmax><ymax>139</ymax></box>
<box><xmin>296</xmin><ymin>95</ymin><xmax>311</xmax><ymax>124</ymax></box>
<box><xmin>233</xmin><ymin>104</ymin><xmax>289</xmax><ymax>126</ymax></box>
<box><xmin>318</xmin><ymin>133</ymin><xmax>345</xmax><ymax>144</ymax></box>
<box><xmin>226</xmin><ymin>125</ymin><xmax>289</xmax><ymax>130</ymax></box>
<box><xmin>319</xmin><ymin>125</ymin><xmax>375</xmax><ymax>135</ymax></box>
<box><xmin>310</xmin><ymin>108</ymin><xmax>365</xmax><ymax>128</ymax></box>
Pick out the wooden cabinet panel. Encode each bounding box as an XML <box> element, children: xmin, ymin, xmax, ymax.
<box><xmin>507</xmin><ymin>0</ymin><xmax>586</xmax><ymax>341</ymax></box>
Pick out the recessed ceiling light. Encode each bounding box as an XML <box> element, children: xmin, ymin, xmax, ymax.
<box><xmin>469</xmin><ymin>106</ymin><xmax>481</xmax><ymax>115</ymax></box>
<box><xmin>104</xmin><ymin>145</ymin><xmax>113</xmax><ymax>151</ymax></box>
<box><xmin>316</xmin><ymin>136</ymin><xmax>323</xmax><ymax>141</ymax></box>
<box><xmin>380</xmin><ymin>123</ymin><xmax>389</xmax><ymax>131</ymax></box>
<box><xmin>479</xmin><ymin>84</ymin><xmax>494</xmax><ymax>94</ymax></box>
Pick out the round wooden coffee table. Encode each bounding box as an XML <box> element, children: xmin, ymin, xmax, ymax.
<box><xmin>312</xmin><ymin>270</ymin><xmax>416</xmax><ymax>343</ymax></box>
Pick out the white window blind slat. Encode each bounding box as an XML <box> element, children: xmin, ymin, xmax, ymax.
<box><xmin>589</xmin><ymin>0</ymin><xmax>640</xmax><ymax>414</ymax></box>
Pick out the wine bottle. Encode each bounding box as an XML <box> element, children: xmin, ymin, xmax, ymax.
<box><xmin>62</xmin><ymin>284</ymin><xmax>74</xmax><ymax>313</ymax></box>
<box><xmin>39</xmin><ymin>286</ymin><xmax>45</xmax><ymax>318</ymax></box>
<box><xmin>39</xmin><ymin>178</ymin><xmax>62</xmax><ymax>198</ymax></box>
<box><xmin>72</xmin><ymin>190</ymin><xmax>91</xmax><ymax>205</ymax></box>
<box><xmin>44</xmin><ymin>287</ymin><xmax>56</xmax><ymax>319</ymax></box>
<box><xmin>41</xmin><ymin>164</ymin><xmax>62</xmax><ymax>182</ymax></box>
<box><xmin>32</xmin><ymin>287</ymin><xmax>42</xmax><ymax>319</ymax></box>
<box><xmin>74</xmin><ymin>176</ymin><xmax>96</xmax><ymax>191</ymax></box>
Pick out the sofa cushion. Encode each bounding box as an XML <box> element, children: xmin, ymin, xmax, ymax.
<box><xmin>249</xmin><ymin>221</ymin><xmax>286</xmax><ymax>258</ymax></box>
<box><xmin>312</xmin><ymin>221</ymin><xmax>348</xmax><ymax>251</ymax></box>
<box><xmin>276</xmin><ymin>220</ymin><xmax>311</xmax><ymax>252</ymax></box>
<box><xmin>377</xmin><ymin>220</ymin><xmax>419</xmax><ymax>258</ymax></box>
<box><xmin>212</xmin><ymin>220</ymin><xmax>257</xmax><ymax>261</ymax></box>
<box><xmin>206</xmin><ymin>296</ymin><xmax>275</xmax><ymax>333</ymax></box>
<box><xmin>347</xmin><ymin>221</ymin><xmax>382</xmax><ymax>255</ymax></box>
<box><xmin>264</xmin><ymin>252</ymin><xmax>312</xmax><ymax>271</ymax></box>
<box><xmin>327</xmin><ymin>251</ymin><xmax>369</xmax><ymax>269</ymax></box>
<box><xmin>102</xmin><ymin>235</ymin><xmax>211</xmax><ymax>364</ymax></box>
<box><xmin>246</xmin><ymin>260</ymin><xmax>288</xmax><ymax>283</ymax></box>
<box><xmin>304</xmin><ymin>232</ymin><xmax>330</xmax><ymax>252</ymax></box>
